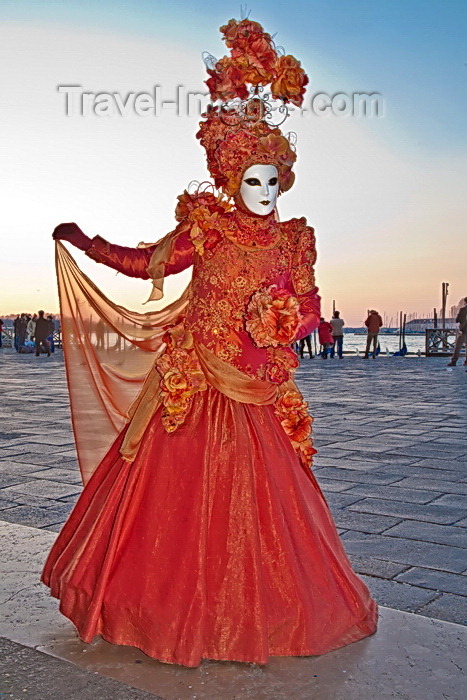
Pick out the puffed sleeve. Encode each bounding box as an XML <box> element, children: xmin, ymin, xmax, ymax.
<box><xmin>85</xmin><ymin>221</ymin><xmax>194</xmax><ymax>282</ymax></box>
<box><xmin>289</xmin><ymin>218</ymin><xmax>321</xmax><ymax>339</ymax></box>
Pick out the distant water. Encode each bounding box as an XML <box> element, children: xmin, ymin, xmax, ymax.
<box><xmin>311</xmin><ymin>332</ymin><xmax>430</xmax><ymax>355</ymax></box>
<box><xmin>2</xmin><ymin>326</ymin><xmax>451</xmax><ymax>357</ymax></box>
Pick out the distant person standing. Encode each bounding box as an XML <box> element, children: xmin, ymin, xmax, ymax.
<box><xmin>299</xmin><ymin>334</ymin><xmax>313</xmax><ymax>359</ymax></box>
<box><xmin>27</xmin><ymin>314</ymin><xmax>37</xmax><ymax>341</ymax></box>
<box><xmin>363</xmin><ymin>310</ymin><xmax>383</xmax><ymax>359</ymax></box>
<box><xmin>0</xmin><ymin>318</ymin><xmax>3</xmax><ymax>348</ymax></box>
<box><xmin>330</xmin><ymin>310</ymin><xmax>345</xmax><ymax>359</ymax></box>
<box><xmin>17</xmin><ymin>314</ymin><xmax>27</xmax><ymax>350</ymax></box>
<box><xmin>95</xmin><ymin>318</ymin><xmax>106</xmax><ymax>350</ymax></box>
<box><xmin>318</xmin><ymin>317</ymin><xmax>334</xmax><ymax>359</ymax></box>
<box><xmin>47</xmin><ymin>315</ymin><xmax>56</xmax><ymax>353</ymax></box>
<box><xmin>34</xmin><ymin>310</ymin><xmax>51</xmax><ymax>357</ymax></box>
<box><xmin>13</xmin><ymin>315</ymin><xmax>21</xmax><ymax>351</ymax></box>
<box><xmin>447</xmin><ymin>297</ymin><xmax>467</xmax><ymax>367</ymax></box>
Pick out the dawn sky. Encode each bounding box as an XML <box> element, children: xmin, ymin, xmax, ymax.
<box><xmin>1</xmin><ymin>0</ymin><xmax>466</xmax><ymax>325</ymax></box>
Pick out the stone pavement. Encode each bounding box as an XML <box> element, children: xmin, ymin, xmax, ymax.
<box><xmin>0</xmin><ymin>350</ymin><xmax>465</xmax><ymax>624</ymax></box>
<box><xmin>0</xmin><ymin>637</ymin><xmax>161</xmax><ymax>700</ymax></box>
<box><xmin>298</xmin><ymin>354</ymin><xmax>467</xmax><ymax>625</ymax></box>
<box><xmin>0</xmin><ymin>348</ymin><xmax>466</xmax><ymax>698</ymax></box>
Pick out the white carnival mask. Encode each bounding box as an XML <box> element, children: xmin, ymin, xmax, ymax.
<box><xmin>239</xmin><ymin>164</ymin><xmax>279</xmax><ymax>216</ymax></box>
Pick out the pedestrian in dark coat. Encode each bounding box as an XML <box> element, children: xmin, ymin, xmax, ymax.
<box><xmin>34</xmin><ymin>310</ymin><xmax>51</xmax><ymax>356</ymax></box>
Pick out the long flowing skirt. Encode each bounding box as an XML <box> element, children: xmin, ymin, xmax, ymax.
<box><xmin>42</xmin><ymin>386</ymin><xmax>377</xmax><ymax>667</ymax></box>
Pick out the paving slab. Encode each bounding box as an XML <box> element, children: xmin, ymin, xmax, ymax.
<box><xmin>431</xmin><ymin>493</ymin><xmax>467</xmax><ymax>508</ymax></box>
<box><xmin>321</xmin><ymin>492</ymin><xmax>365</xmax><ymax>508</ymax></box>
<box><xmin>418</xmin><ymin>594</ymin><xmax>467</xmax><ymax>626</ymax></box>
<box><xmin>27</xmin><ymin>466</ymin><xmax>83</xmax><ymax>484</ymax></box>
<box><xmin>0</xmin><ymin>474</ymin><xmax>30</xmax><ymax>488</ymax></box>
<box><xmin>389</xmin><ymin>476</ymin><xmax>467</xmax><ymax>495</ymax></box>
<box><xmin>384</xmin><ymin>521</ymin><xmax>467</xmax><ymax>548</ymax></box>
<box><xmin>396</xmin><ymin>446</ymin><xmax>467</xmax><ymax>459</ymax></box>
<box><xmin>331</xmin><ymin>510</ymin><xmax>402</xmax><ymax>534</ymax></box>
<box><xmin>3</xmin><ymin>478</ymin><xmax>81</xmax><ymax>499</ymax></box>
<box><xmin>0</xmin><ymin>490</ymin><xmax>71</xmax><ymax>508</ymax></box>
<box><xmin>5</xmin><ymin>452</ymin><xmax>79</xmax><ymax>467</ymax></box>
<box><xmin>373</xmin><ymin>465</ymin><xmax>464</xmax><ymax>481</ymax></box>
<box><xmin>0</xmin><ymin>504</ymin><xmax>73</xmax><ymax>529</ymax></box>
<box><xmin>359</xmin><ymin>575</ymin><xmax>439</xmax><ymax>612</ymax></box>
<box><xmin>310</xmin><ymin>477</ymin><xmax>353</xmax><ymax>492</ymax></box>
<box><xmin>347</xmin><ymin>555</ymin><xmax>410</xmax><ymax>579</ymax></box>
<box><xmin>343</xmin><ymin>453</ymin><xmax>421</xmax><ymax>466</ymax></box>
<box><xmin>395</xmin><ymin>568</ymin><xmax>467</xmax><ymax>597</ymax></box>
<box><xmin>404</xmin><ymin>456</ymin><xmax>467</xmax><ymax>470</ymax></box>
<box><xmin>343</xmin><ymin>483</ymin><xmax>443</xmax><ymax>504</ymax></box>
<box><xmin>0</xmin><ymin>459</ymin><xmax>71</xmax><ymax>475</ymax></box>
<box><xmin>340</xmin><ymin>532</ymin><xmax>467</xmax><ymax>574</ymax></box>
<box><xmin>314</xmin><ymin>467</ymin><xmax>405</xmax><ymax>485</ymax></box>
<box><xmin>346</xmin><ymin>497</ymin><xmax>466</xmax><ymax>525</ymax></box>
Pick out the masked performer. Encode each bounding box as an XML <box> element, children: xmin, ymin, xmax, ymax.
<box><xmin>42</xmin><ymin>17</ymin><xmax>377</xmax><ymax>667</ymax></box>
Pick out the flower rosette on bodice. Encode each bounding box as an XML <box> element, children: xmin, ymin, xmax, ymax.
<box><xmin>175</xmin><ymin>190</ymin><xmax>232</xmax><ymax>256</ymax></box>
<box><xmin>245</xmin><ymin>284</ymin><xmax>301</xmax><ymax>348</ymax></box>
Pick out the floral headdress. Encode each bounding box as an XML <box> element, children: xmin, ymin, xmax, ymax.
<box><xmin>196</xmin><ymin>18</ymin><xmax>309</xmax><ymax>197</ymax></box>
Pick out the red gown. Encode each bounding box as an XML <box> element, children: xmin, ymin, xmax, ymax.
<box><xmin>42</xmin><ymin>206</ymin><xmax>377</xmax><ymax>667</ymax></box>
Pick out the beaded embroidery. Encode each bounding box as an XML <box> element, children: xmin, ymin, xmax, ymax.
<box><xmin>223</xmin><ymin>209</ymin><xmax>281</xmax><ymax>250</ymax></box>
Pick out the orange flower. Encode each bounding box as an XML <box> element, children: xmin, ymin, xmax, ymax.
<box><xmin>231</xmin><ymin>36</ymin><xmax>277</xmax><ymax>85</ymax></box>
<box><xmin>246</xmin><ymin>285</ymin><xmax>301</xmax><ymax>347</ymax></box>
<box><xmin>206</xmin><ymin>56</ymin><xmax>249</xmax><ymax>102</ymax></box>
<box><xmin>298</xmin><ymin>438</ymin><xmax>317</xmax><ymax>468</ymax></box>
<box><xmin>275</xmin><ymin>388</ymin><xmax>309</xmax><ymax>417</ymax></box>
<box><xmin>161</xmin><ymin>320</ymin><xmax>193</xmax><ymax>353</ymax></box>
<box><xmin>174</xmin><ymin>190</ymin><xmax>231</xmax><ymax>255</ymax></box>
<box><xmin>279</xmin><ymin>169</ymin><xmax>295</xmax><ymax>193</ymax></box>
<box><xmin>198</xmin><ymin>19</ymin><xmax>310</xmax><ymax>196</ymax></box>
<box><xmin>162</xmin><ymin>413</ymin><xmax>185</xmax><ymax>433</ymax></box>
<box><xmin>163</xmin><ymin>368</ymin><xmax>188</xmax><ymax>394</ymax></box>
<box><xmin>175</xmin><ymin>190</ymin><xmax>230</xmax><ymax>223</ymax></box>
<box><xmin>221</xmin><ymin>19</ymin><xmax>267</xmax><ymax>49</ymax></box>
<box><xmin>204</xmin><ymin>228</ymin><xmax>222</xmax><ymax>250</ymax></box>
<box><xmin>271</xmin><ymin>55</ymin><xmax>309</xmax><ymax>107</ymax></box>
<box><xmin>274</xmin><ymin>387</ymin><xmax>315</xmax><ymax>467</ymax></box>
<box><xmin>155</xmin><ymin>320</ymin><xmax>207</xmax><ymax>433</ymax></box>
<box><xmin>281</xmin><ymin>413</ymin><xmax>313</xmax><ymax>444</ymax></box>
<box><xmin>170</xmin><ymin>325</ymin><xmax>194</xmax><ymax>350</ymax></box>
<box><xmin>266</xmin><ymin>347</ymin><xmax>299</xmax><ymax>384</ymax></box>
<box><xmin>259</xmin><ymin>133</ymin><xmax>289</xmax><ymax>158</ymax></box>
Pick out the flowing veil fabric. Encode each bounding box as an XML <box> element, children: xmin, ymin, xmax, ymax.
<box><xmin>55</xmin><ymin>241</ymin><xmax>190</xmax><ymax>484</ymax></box>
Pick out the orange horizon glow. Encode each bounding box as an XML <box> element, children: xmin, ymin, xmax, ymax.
<box><xmin>1</xmin><ymin>15</ymin><xmax>466</xmax><ymax>328</ymax></box>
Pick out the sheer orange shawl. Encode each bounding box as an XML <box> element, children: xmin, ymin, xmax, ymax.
<box><xmin>56</xmin><ymin>242</ymin><xmax>277</xmax><ymax>484</ymax></box>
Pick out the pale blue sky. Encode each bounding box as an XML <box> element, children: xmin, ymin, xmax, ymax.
<box><xmin>3</xmin><ymin>0</ymin><xmax>466</xmax><ymax>152</ymax></box>
<box><xmin>1</xmin><ymin>1</ymin><xmax>466</xmax><ymax>322</ymax></box>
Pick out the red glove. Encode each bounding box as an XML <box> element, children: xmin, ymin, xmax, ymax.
<box><xmin>52</xmin><ymin>223</ymin><xmax>92</xmax><ymax>252</ymax></box>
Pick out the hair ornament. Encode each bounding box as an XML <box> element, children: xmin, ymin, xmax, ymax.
<box><xmin>197</xmin><ymin>17</ymin><xmax>309</xmax><ymax>197</ymax></box>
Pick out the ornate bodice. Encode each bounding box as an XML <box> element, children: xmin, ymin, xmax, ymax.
<box><xmin>187</xmin><ymin>215</ymin><xmax>296</xmax><ymax>379</ymax></box>
<box><xmin>85</xmin><ymin>206</ymin><xmax>318</xmax><ymax>382</ymax></box>
<box><xmin>83</xmin><ymin>204</ymin><xmax>320</xmax><ymax>466</ymax></box>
